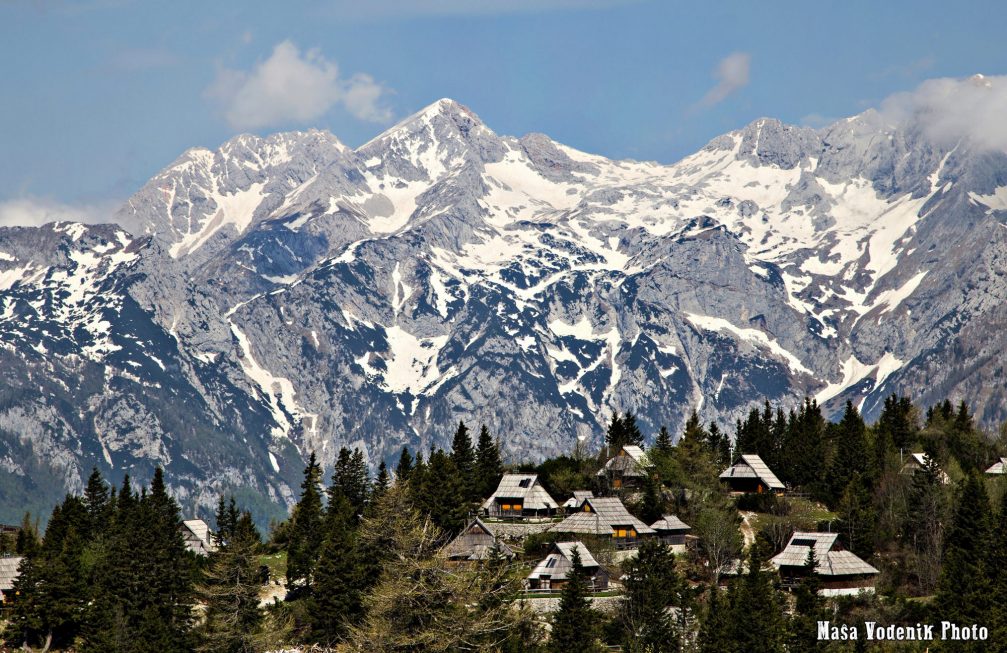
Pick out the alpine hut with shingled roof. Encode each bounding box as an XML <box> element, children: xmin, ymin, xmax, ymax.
<box><xmin>650</xmin><ymin>514</ymin><xmax>691</xmax><ymax>552</ymax></box>
<box><xmin>597</xmin><ymin>445</ymin><xmax>651</xmax><ymax>490</ymax></box>
<box><xmin>440</xmin><ymin>517</ymin><xmax>515</xmax><ymax>566</ymax></box>
<box><xmin>719</xmin><ymin>454</ymin><xmax>785</xmax><ymax>494</ymax></box>
<box><xmin>770</xmin><ymin>531</ymin><xmax>879</xmax><ymax>596</ymax></box>
<box><xmin>551</xmin><ymin>496</ymin><xmax>655</xmax><ymax>549</ymax></box>
<box><xmin>526</xmin><ymin>541</ymin><xmax>609</xmax><ymax>592</ymax></box>
<box><xmin>0</xmin><ymin>556</ymin><xmax>23</xmax><ymax>603</ymax></box>
<box><xmin>481</xmin><ymin>473</ymin><xmax>559</xmax><ymax>519</ymax></box>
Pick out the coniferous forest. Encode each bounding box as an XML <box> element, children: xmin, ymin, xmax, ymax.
<box><xmin>4</xmin><ymin>395</ymin><xmax>1007</xmax><ymax>652</ymax></box>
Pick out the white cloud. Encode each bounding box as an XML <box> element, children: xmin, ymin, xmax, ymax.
<box><xmin>205</xmin><ymin>41</ymin><xmax>393</xmax><ymax>130</ymax></box>
<box><xmin>879</xmin><ymin>74</ymin><xmax>1007</xmax><ymax>151</ymax></box>
<box><xmin>697</xmin><ymin>52</ymin><xmax>751</xmax><ymax>108</ymax></box>
<box><xmin>800</xmin><ymin>113</ymin><xmax>839</xmax><ymax>129</ymax></box>
<box><xmin>0</xmin><ymin>196</ymin><xmax>122</xmax><ymax>229</ymax></box>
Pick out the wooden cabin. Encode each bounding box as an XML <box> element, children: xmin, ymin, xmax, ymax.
<box><xmin>440</xmin><ymin>518</ymin><xmax>515</xmax><ymax>566</ymax></box>
<box><xmin>719</xmin><ymin>454</ymin><xmax>785</xmax><ymax>494</ymax></box>
<box><xmin>597</xmin><ymin>445</ymin><xmax>651</xmax><ymax>490</ymax></box>
<box><xmin>526</xmin><ymin>541</ymin><xmax>609</xmax><ymax>592</ymax></box>
<box><xmin>481</xmin><ymin>474</ymin><xmax>559</xmax><ymax>519</ymax></box>
<box><xmin>901</xmin><ymin>452</ymin><xmax>950</xmax><ymax>484</ymax></box>
<box><xmin>650</xmin><ymin>514</ymin><xmax>691</xmax><ymax>552</ymax></box>
<box><xmin>0</xmin><ymin>556</ymin><xmax>23</xmax><ymax>603</ymax></box>
<box><xmin>551</xmin><ymin>496</ymin><xmax>655</xmax><ymax>549</ymax></box>
<box><xmin>181</xmin><ymin>519</ymin><xmax>216</xmax><ymax>556</ymax></box>
<box><xmin>770</xmin><ymin>531</ymin><xmax>879</xmax><ymax>596</ymax></box>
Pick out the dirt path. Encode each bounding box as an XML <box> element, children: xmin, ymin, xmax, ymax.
<box><xmin>739</xmin><ymin>511</ymin><xmax>757</xmax><ymax>549</ymax></box>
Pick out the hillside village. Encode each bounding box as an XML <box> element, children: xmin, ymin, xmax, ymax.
<box><xmin>2</xmin><ymin>395</ymin><xmax>1007</xmax><ymax>651</ymax></box>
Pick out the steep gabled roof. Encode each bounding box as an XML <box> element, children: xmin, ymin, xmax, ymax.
<box><xmin>551</xmin><ymin>496</ymin><xmax>656</xmax><ymax>536</ymax></box>
<box><xmin>650</xmin><ymin>514</ymin><xmax>691</xmax><ymax>532</ymax></box>
<box><xmin>719</xmin><ymin>454</ymin><xmax>785</xmax><ymax>490</ymax></box>
<box><xmin>441</xmin><ymin>517</ymin><xmax>515</xmax><ymax>560</ymax></box>
<box><xmin>481</xmin><ymin>474</ymin><xmax>558</xmax><ymax>511</ymax></box>
<box><xmin>596</xmin><ymin>445</ymin><xmax>651</xmax><ymax>477</ymax></box>
<box><xmin>182</xmin><ymin>518</ymin><xmax>216</xmax><ymax>555</ymax></box>
<box><xmin>563</xmin><ymin>490</ymin><xmax>594</xmax><ymax>509</ymax></box>
<box><xmin>770</xmin><ymin>531</ymin><xmax>878</xmax><ymax>577</ymax></box>
<box><xmin>527</xmin><ymin>541</ymin><xmax>599</xmax><ymax>581</ymax></box>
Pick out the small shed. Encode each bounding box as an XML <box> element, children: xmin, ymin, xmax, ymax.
<box><xmin>481</xmin><ymin>474</ymin><xmax>559</xmax><ymax>519</ymax></box>
<box><xmin>551</xmin><ymin>496</ymin><xmax>656</xmax><ymax>549</ymax></box>
<box><xmin>181</xmin><ymin>519</ymin><xmax>216</xmax><ymax>556</ymax></box>
<box><xmin>526</xmin><ymin>541</ymin><xmax>609</xmax><ymax>592</ymax></box>
<box><xmin>650</xmin><ymin>514</ymin><xmax>691</xmax><ymax>552</ymax></box>
<box><xmin>440</xmin><ymin>517</ymin><xmax>514</xmax><ymax>565</ymax></box>
<box><xmin>770</xmin><ymin>531</ymin><xmax>879</xmax><ymax>596</ymax></box>
<box><xmin>597</xmin><ymin>445</ymin><xmax>651</xmax><ymax>490</ymax></box>
<box><xmin>720</xmin><ymin>454</ymin><xmax>785</xmax><ymax>494</ymax></box>
<box><xmin>0</xmin><ymin>556</ymin><xmax>23</xmax><ymax>603</ymax></box>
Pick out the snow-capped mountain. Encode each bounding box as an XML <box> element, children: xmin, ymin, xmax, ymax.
<box><xmin>4</xmin><ymin>93</ymin><xmax>1007</xmax><ymax>521</ymax></box>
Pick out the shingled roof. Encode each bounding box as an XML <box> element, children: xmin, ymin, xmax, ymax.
<box><xmin>650</xmin><ymin>514</ymin><xmax>691</xmax><ymax>532</ymax></box>
<box><xmin>987</xmin><ymin>457</ymin><xmax>1007</xmax><ymax>475</ymax></box>
<box><xmin>563</xmin><ymin>491</ymin><xmax>594</xmax><ymax>509</ymax></box>
<box><xmin>441</xmin><ymin>517</ymin><xmax>515</xmax><ymax>561</ymax></box>
<box><xmin>182</xmin><ymin>519</ymin><xmax>216</xmax><ymax>556</ymax></box>
<box><xmin>481</xmin><ymin>474</ymin><xmax>558</xmax><ymax>512</ymax></box>
<box><xmin>551</xmin><ymin>496</ymin><xmax>656</xmax><ymax>536</ymax></box>
<box><xmin>720</xmin><ymin>454</ymin><xmax>785</xmax><ymax>490</ymax></box>
<box><xmin>770</xmin><ymin>532</ymin><xmax>878</xmax><ymax>577</ymax></box>
<box><xmin>0</xmin><ymin>556</ymin><xmax>23</xmax><ymax>600</ymax></box>
<box><xmin>596</xmin><ymin>445</ymin><xmax>651</xmax><ymax>477</ymax></box>
<box><xmin>527</xmin><ymin>541</ymin><xmax>599</xmax><ymax>582</ymax></box>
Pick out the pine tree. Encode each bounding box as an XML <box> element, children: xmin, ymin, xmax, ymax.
<box><xmin>935</xmin><ymin>472</ymin><xmax>992</xmax><ymax>649</ymax></box>
<box><xmin>450</xmin><ymin>420</ymin><xmax>477</xmax><ymax>500</ymax></box>
<box><xmin>286</xmin><ymin>452</ymin><xmax>324</xmax><ymax>593</ymax></box>
<box><xmin>329</xmin><ymin>447</ymin><xmax>370</xmax><ymax>519</ymax></box>
<box><xmin>214</xmin><ymin>496</ymin><xmax>240</xmax><ymax>547</ymax></box>
<box><xmin>549</xmin><ymin>546</ymin><xmax>604</xmax><ymax>653</ymax></box>
<box><xmin>475</xmin><ymin>424</ymin><xmax>504</xmax><ymax>499</ymax></box>
<box><xmin>309</xmin><ymin>494</ymin><xmax>365</xmax><ymax>644</ymax></box>
<box><xmin>698</xmin><ymin>588</ymin><xmax>732</xmax><ymax>653</ymax></box>
<box><xmin>620</xmin><ymin>538</ymin><xmax>687</xmax><ymax>652</ymax></box>
<box><xmin>639</xmin><ymin>473</ymin><xmax>666</xmax><ymax>526</ymax></box>
<box><xmin>826</xmin><ymin>401</ymin><xmax>870</xmax><ymax>505</ymax></box>
<box><xmin>789</xmin><ymin>548</ymin><xmax>824</xmax><ymax>653</ymax></box>
<box><xmin>372</xmin><ymin>461</ymin><xmax>390</xmax><ymax>503</ymax></box>
<box><xmin>197</xmin><ymin>509</ymin><xmax>263</xmax><ymax>653</ymax></box>
<box><xmin>654</xmin><ymin>425</ymin><xmax>675</xmax><ymax>457</ymax></box>
<box><xmin>414</xmin><ymin>448</ymin><xmax>468</xmax><ymax>533</ymax></box>
<box><xmin>395</xmin><ymin>446</ymin><xmax>414</xmax><ymax>482</ymax></box>
<box><xmin>837</xmin><ymin>473</ymin><xmax>878</xmax><ymax>560</ymax></box>
<box><xmin>83</xmin><ymin>467</ymin><xmax>111</xmax><ymax>536</ymax></box>
<box><xmin>727</xmin><ymin>544</ymin><xmax>787</xmax><ymax>653</ymax></box>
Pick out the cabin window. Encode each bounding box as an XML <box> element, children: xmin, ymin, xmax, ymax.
<box><xmin>629</xmin><ymin>529</ymin><xmax>637</xmax><ymax>538</ymax></box>
<box><xmin>545</xmin><ymin>558</ymin><xmax>557</xmax><ymax>568</ymax></box>
<box><xmin>502</xmin><ymin>504</ymin><xmax>511</xmax><ymax>511</ymax></box>
<box><xmin>514</xmin><ymin>504</ymin><xmax>522</xmax><ymax>511</ymax></box>
<box><xmin>614</xmin><ymin>528</ymin><xmax>628</xmax><ymax>538</ymax></box>
<box><xmin>613</xmin><ymin>478</ymin><xmax>623</xmax><ymax>489</ymax></box>
<box><xmin>757</xmin><ymin>484</ymin><xmax>764</xmax><ymax>493</ymax></box>
<box><xmin>518</xmin><ymin>478</ymin><xmax>531</xmax><ymax>488</ymax></box>
<box><xmin>583</xmin><ymin>504</ymin><xmax>592</xmax><ymax>512</ymax></box>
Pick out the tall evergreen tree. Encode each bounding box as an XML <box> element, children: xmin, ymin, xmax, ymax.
<box><xmin>837</xmin><ymin>472</ymin><xmax>879</xmax><ymax>560</ymax></box>
<box><xmin>653</xmin><ymin>425</ymin><xmax>675</xmax><ymax>457</ymax></box>
<box><xmin>619</xmin><ymin>539</ymin><xmax>687</xmax><ymax>652</ymax></box>
<box><xmin>549</xmin><ymin>546</ymin><xmax>604</xmax><ymax>653</ymax></box>
<box><xmin>329</xmin><ymin>447</ymin><xmax>370</xmax><ymax>519</ymax></box>
<box><xmin>788</xmin><ymin>548</ymin><xmax>825</xmax><ymax>653</ymax></box>
<box><xmin>414</xmin><ymin>449</ymin><xmax>468</xmax><ymax>533</ymax></box>
<box><xmin>450</xmin><ymin>420</ymin><xmax>476</xmax><ymax>499</ymax></box>
<box><xmin>395</xmin><ymin>446</ymin><xmax>414</xmax><ymax>482</ymax></box>
<box><xmin>698</xmin><ymin>588</ymin><xmax>732</xmax><ymax>653</ymax></box>
<box><xmin>286</xmin><ymin>452</ymin><xmax>324</xmax><ymax>593</ymax></box>
<box><xmin>309</xmin><ymin>494</ymin><xmax>366</xmax><ymax>644</ymax></box>
<box><xmin>197</xmin><ymin>509</ymin><xmax>263</xmax><ymax>653</ymax></box>
<box><xmin>475</xmin><ymin>424</ymin><xmax>504</xmax><ymax>499</ymax></box>
<box><xmin>826</xmin><ymin>401</ymin><xmax>870</xmax><ymax>504</ymax></box>
<box><xmin>934</xmin><ymin>472</ymin><xmax>992</xmax><ymax>649</ymax></box>
<box><xmin>372</xmin><ymin>461</ymin><xmax>390</xmax><ymax>503</ymax></box>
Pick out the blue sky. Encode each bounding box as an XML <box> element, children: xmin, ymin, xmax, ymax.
<box><xmin>1</xmin><ymin>0</ymin><xmax>1006</xmax><ymax>225</ymax></box>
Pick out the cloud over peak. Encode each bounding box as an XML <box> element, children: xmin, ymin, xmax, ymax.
<box><xmin>205</xmin><ymin>41</ymin><xmax>393</xmax><ymax>131</ymax></box>
<box><xmin>879</xmin><ymin>74</ymin><xmax>1007</xmax><ymax>151</ymax></box>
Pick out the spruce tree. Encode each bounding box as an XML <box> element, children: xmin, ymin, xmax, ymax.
<box><xmin>549</xmin><ymin>546</ymin><xmax>604</xmax><ymax>653</ymax></box>
<box><xmin>789</xmin><ymin>548</ymin><xmax>824</xmax><ymax>653</ymax></box>
<box><xmin>450</xmin><ymin>420</ymin><xmax>476</xmax><ymax>500</ymax></box>
<box><xmin>475</xmin><ymin>424</ymin><xmax>504</xmax><ymax>499</ymax></box>
<box><xmin>826</xmin><ymin>401</ymin><xmax>870</xmax><ymax>505</ymax></box>
<box><xmin>309</xmin><ymin>494</ymin><xmax>365</xmax><ymax>644</ymax></box>
<box><xmin>727</xmin><ymin>544</ymin><xmax>787</xmax><ymax>653</ymax></box>
<box><xmin>620</xmin><ymin>538</ymin><xmax>687</xmax><ymax>652</ymax></box>
<box><xmin>415</xmin><ymin>449</ymin><xmax>468</xmax><ymax>533</ymax></box>
<box><xmin>329</xmin><ymin>447</ymin><xmax>370</xmax><ymax>519</ymax></box>
<box><xmin>837</xmin><ymin>472</ymin><xmax>878</xmax><ymax>560</ymax></box>
<box><xmin>286</xmin><ymin>452</ymin><xmax>324</xmax><ymax>593</ymax></box>
<box><xmin>935</xmin><ymin>472</ymin><xmax>992</xmax><ymax>648</ymax></box>
<box><xmin>653</xmin><ymin>425</ymin><xmax>674</xmax><ymax>457</ymax></box>
<box><xmin>372</xmin><ymin>461</ymin><xmax>390</xmax><ymax>502</ymax></box>
<box><xmin>395</xmin><ymin>446</ymin><xmax>414</xmax><ymax>482</ymax></box>
<box><xmin>197</xmin><ymin>509</ymin><xmax>263</xmax><ymax>653</ymax></box>
<box><xmin>83</xmin><ymin>467</ymin><xmax>111</xmax><ymax>536</ymax></box>
<box><xmin>698</xmin><ymin>588</ymin><xmax>732</xmax><ymax>653</ymax></box>
<box><xmin>639</xmin><ymin>473</ymin><xmax>666</xmax><ymax>526</ymax></box>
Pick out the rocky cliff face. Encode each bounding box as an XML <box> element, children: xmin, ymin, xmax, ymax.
<box><xmin>4</xmin><ymin>93</ymin><xmax>1007</xmax><ymax>522</ymax></box>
